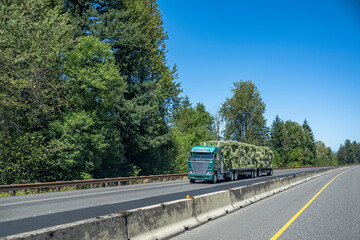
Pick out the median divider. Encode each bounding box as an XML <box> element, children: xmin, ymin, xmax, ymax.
<box><xmin>230</xmin><ymin>181</ymin><xmax>272</xmax><ymax>209</ymax></box>
<box><xmin>230</xmin><ymin>168</ymin><xmax>336</xmax><ymax>210</ymax></box>
<box><xmin>2</xmin><ymin>167</ymin><xmax>338</xmax><ymax>240</ymax></box>
<box><xmin>3</xmin><ymin>213</ymin><xmax>128</xmax><ymax>240</ymax></box>
<box><xmin>193</xmin><ymin>190</ymin><xmax>234</xmax><ymax>224</ymax></box>
<box><xmin>126</xmin><ymin>198</ymin><xmax>199</xmax><ymax>240</ymax></box>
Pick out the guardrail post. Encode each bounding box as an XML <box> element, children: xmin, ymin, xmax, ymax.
<box><xmin>10</xmin><ymin>190</ymin><xmax>16</xmax><ymax>196</ymax></box>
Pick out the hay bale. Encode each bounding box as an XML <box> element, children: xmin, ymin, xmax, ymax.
<box><xmin>200</xmin><ymin>141</ymin><xmax>273</xmax><ymax>170</ymax></box>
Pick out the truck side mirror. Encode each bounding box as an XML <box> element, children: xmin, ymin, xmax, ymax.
<box><xmin>187</xmin><ymin>152</ymin><xmax>190</xmax><ymax>160</ymax></box>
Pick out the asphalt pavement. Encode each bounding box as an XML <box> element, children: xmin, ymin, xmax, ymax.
<box><xmin>0</xmin><ymin>167</ymin><xmax>332</xmax><ymax>237</ymax></box>
<box><xmin>171</xmin><ymin>166</ymin><xmax>359</xmax><ymax>240</ymax></box>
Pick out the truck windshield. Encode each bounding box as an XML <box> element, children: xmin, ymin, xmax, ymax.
<box><xmin>190</xmin><ymin>153</ymin><xmax>214</xmax><ymax>160</ymax></box>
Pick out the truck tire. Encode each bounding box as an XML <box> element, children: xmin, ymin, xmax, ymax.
<box><xmin>190</xmin><ymin>179</ymin><xmax>195</xmax><ymax>183</ymax></box>
<box><xmin>267</xmin><ymin>169</ymin><xmax>273</xmax><ymax>176</ymax></box>
<box><xmin>252</xmin><ymin>170</ymin><xmax>257</xmax><ymax>178</ymax></box>
<box><xmin>257</xmin><ymin>169</ymin><xmax>261</xmax><ymax>177</ymax></box>
<box><xmin>212</xmin><ymin>173</ymin><xmax>218</xmax><ymax>184</ymax></box>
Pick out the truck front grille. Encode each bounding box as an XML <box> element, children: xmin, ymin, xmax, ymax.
<box><xmin>192</xmin><ymin>161</ymin><xmax>208</xmax><ymax>174</ymax></box>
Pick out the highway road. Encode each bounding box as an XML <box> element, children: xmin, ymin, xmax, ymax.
<box><xmin>172</xmin><ymin>166</ymin><xmax>359</xmax><ymax>240</ymax></box>
<box><xmin>0</xmin><ymin>167</ymin><xmax>331</xmax><ymax>237</ymax></box>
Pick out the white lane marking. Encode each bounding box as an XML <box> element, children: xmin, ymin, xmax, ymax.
<box><xmin>0</xmin><ymin>169</ymin><xmax>324</xmax><ymax>222</ymax></box>
<box><xmin>0</xmin><ymin>181</ymin><xmax>188</xmax><ymax>207</ymax></box>
<box><xmin>0</xmin><ymin>169</ymin><xmax>310</xmax><ymax>208</ymax></box>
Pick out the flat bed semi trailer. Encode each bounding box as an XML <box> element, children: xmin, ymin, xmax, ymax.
<box><xmin>188</xmin><ymin>142</ymin><xmax>273</xmax><ymax>184</ymax></box>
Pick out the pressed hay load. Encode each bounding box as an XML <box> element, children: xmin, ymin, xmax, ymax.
<box><xmin>199</xmin><ymin>141</ymin><xmax>273</xmax><ymax>171</ymax></box>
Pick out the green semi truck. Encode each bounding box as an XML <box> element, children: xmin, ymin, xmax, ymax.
<box><xmin>188</xmin><ymin>141</ymin><xmax>273</xmax><ymax>183</ymax></box>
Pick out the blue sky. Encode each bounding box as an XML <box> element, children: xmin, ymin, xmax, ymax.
<box><xmin>157</xmin><ymin>0</ymin><xmax>360</xmax><ymax>151</ymax></box>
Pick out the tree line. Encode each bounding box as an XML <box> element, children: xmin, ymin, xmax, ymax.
<box><xmin>1</xmin><ymin>0</ymin><xmax>182</xmax><ymax>184</ymax></box>
<box><xmin>269</xmin><ymin>116</ymin><xmax>337</xmax><ymax>167</ymax></box>
<box><xmin>337</xmin><ymin>140</ymin><xmax>360</xmax><ymax>165</ymax></box>
<box><xmin>0</xmin><ymin>0</ymin><xmax>354</xmax><ymax>185</ymax></box>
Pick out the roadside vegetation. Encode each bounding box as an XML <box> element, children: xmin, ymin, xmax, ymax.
<box><xmin>0</xmin><ymin>0</ymin><xmax>355</xmax><ymax>185</ymax></box>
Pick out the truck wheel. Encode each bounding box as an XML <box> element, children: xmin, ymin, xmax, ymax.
<box><xmin>257</xmin><ymin>169</ymin><xmax>261</xmax><ymax>177</ymax></box>
<box><xmin>231</xmin><ymin>172</ymin><xmax>235</xmax><ymax>181</ymax></box>
<box><xmin>252</xmin><ymin>170</ymin><xmax>257</xmax><ymax>178</ymax></box>
<box><xmin>267</xmin><ymin>169</ymin><xmax>273</xmax><ymax>176</ymax></box>
<box><xmin>212</xmin><ymin>173</ymin><xmax>218</xmax><ymax>184</ymax></box>
<box><xmin>190</xmin><ymin>179</ymin><xmax>195</xmax><ymax>183</ymax></box>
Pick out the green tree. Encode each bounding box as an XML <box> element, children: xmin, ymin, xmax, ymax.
<box><xmin>283</xmin><ymin>120</ymin><xmax>306</xmax><ymax>166</ymax></box>
<box><xmin>269</xmin><ymin>115</ymin><xmax>286</xmax><ymax>166</ymax></box>
<box><xmin>314</xmin><ymin>141</ymin><xmax>337</xmax><ymax>166</ymax></box>
<box><xmin>354</xmin><ymin>141</ymin><xmax>360</xmax><ymax>164</ymax></box>
<box><xmin>302</xmin><ymin>120</ymin><xmax>316</xmax><ymax>165</ymax></box>
<box><xmin>220</xmin><ymin>80</ymin><xmax>267</xmax><ymax>145</ymax></box>
<box><xmin>337</xmin><ymin>139</ymin><xmax>359</xmax><ymax>164</ymax></box>
<box><xmin>46</xmin><ymin>36</ymin><xmax>127</xmax><ymax>181</ymax></box>
<box><xmin>0</xmin><ymin>0</ymin><xmax>74</xmax><ymax>184</ymax></box>
<box><xmin>170</xmin><ymin>99</ymin><xmax>215</xmax><ymax>173</ymax></box>
<box><xmin>64</xmin><ymin>0</ymin><xmax>181</xmax><ymax>175</ymax></box>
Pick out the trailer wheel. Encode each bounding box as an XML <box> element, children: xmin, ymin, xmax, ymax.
<box><xmin>212</xmin><ymin>173</ymin><xmax>218</xmax><ymax>184</ymax></box>
<box><xmin>234</xmin><ymin>171</ymin><xmax>238</xmax><ymax>180</ymax></box>
<box><xmin>257</xmin><ymin>169</ymin><xmax>262</xmax><ymax>177</ymax></box>
<box><xmin>190</xmin><ymin>179</ymin><xmax>195</xmax><ymax>183</ymax></box>
<box><xmin>230</xmin><ymin>171</ymin><xmax>235</xmax><ymax>181</ymax></box>
<box><xmin>267</xmin><ymin>169</ymin><xmax>273</xmax><ymax>176</ymax></box>
<box><xmin>252</xmin><ymin>170</ymin><xmax>257</xmax><ymax>178</ymax></box>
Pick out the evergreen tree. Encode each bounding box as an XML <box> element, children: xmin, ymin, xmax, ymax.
<box><xmin>270</xmin><ymin>118</ymin><xmax>318</xmax><ymax>167</ymax></box>
<box><xmin>0</xmin><ymin>0</ymin><xmax>74</xmax><ymax>184</ymax></box>
<box><xmin>220</xmin><ymin>80</ymin><xmax>267</xmax><ymax>145</ymax></box>
<box><xmin>302</xmin><ymin>119</ymin><xmax>316</xmax><ymax>165</ymax></box>
<box><xmin>269</xmin><ymin>115</ymin><xmax>286</xmax><ymax>166</ymax></box>
<box><xmin>64</xmin><ymin>0</ymin><xmax>181</xmax><ymax>175</ymax></box>
<box><xmin>337</xmin><ymin>139</ymin><xmax>359</xmax><ymax>164</ymax></box>
<box><xmin>353</xmin><ymin>141</ymin><xmax>360</xmax><ymax>164</ymax></box>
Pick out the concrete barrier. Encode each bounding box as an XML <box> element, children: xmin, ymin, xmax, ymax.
<box><xmin>126</xmin><ymin>198</ymin><xmax>199</xmax><ymax>240</ymax></box>
<box><xmin>193</xmin><ymin>190</ymin><xmax>234</xmax><ymax>224</ymax></box>
<box><xmin>230</xmin><ymin>167</ymin><xmax>336</xmax><ymax>209</ymax></box>
<box><xmin>3</xmin><ymin>213</ymin><xmax>127</xmax><ymax>240</ymax></box>
<box><xmin>230</xmin><ymin>181</ymin><xmax>273</xmax><ymax>209</ymax></box>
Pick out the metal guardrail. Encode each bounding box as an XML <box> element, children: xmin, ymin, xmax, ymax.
<box><xmin>0</xmin><ymin>174</ymin><xmax>188</xmax><ymax>196</ymax></box>
<box><xmin>0</xmin><ymin>165</ymin><xmax>340</xmax><ymax>196</ymax></box>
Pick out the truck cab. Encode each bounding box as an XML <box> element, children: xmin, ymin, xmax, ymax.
<box><xmin>188</xmin><ymin>146</ymin><xmax>223</xmax><ymax>184</ymax></box>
